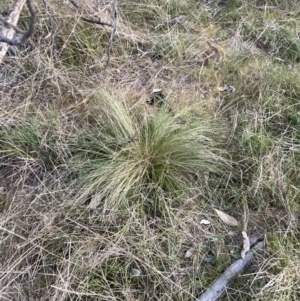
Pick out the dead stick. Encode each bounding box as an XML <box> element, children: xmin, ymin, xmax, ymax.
<box><xmin>0</xmin><ymin>0</ymin><xmax>27</xmax><ymax>63</ymax></box>
<box><xmin>88</xmin><ymin>0</ymin><xmax>118</xmax><ymax>69</ymax></box>
<box><xmin>0</xmin><ymin>0</ymin><xmax>36</xmax><ymax>63</ymax></box>
<box><xmin>196</xmin><ymin>240</ymin><xmax>264</xmax><ymax>301</ymax></box>
<box><xmin>0</xmin><ymin>16</ymin><xmax>27</xmax><ymax>35</ymax></box>
<box><xmin>104</xmin><ymin>0</ymin><xmax>118</xmax><ymax>68</ymax></box>
<box><xmin>69</xmin><ymin>0</ymin><xmax>113</xmax><ymax>28</ymax></box>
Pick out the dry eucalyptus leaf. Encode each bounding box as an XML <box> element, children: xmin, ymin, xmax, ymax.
<box><xmin>214</xmin><ymin>208</ymin><xmax>239</xmax><ymax>226</ymax></box>
<box><xmin>217</xmin><ymin>84</ymin><xmax>236</xmax><ymax>93</ymax></box>
<box><xmin>241</xmin><ymin>231</ymin><xmax>250</xmax><ymax>259</ymax></box>
<box><xmin>131</xmin><ymin>268</ymin><xmax>141</xmax><ymax>277</ymax></box>
<box><xmin>185</xmin><ymin>248</ymin><xmax>196</xmax><ymax>259</ymax></box>
<box><xmin>200</xmin><ymin>219</ymin><xmax>210</xmax><ymax>225</ymax></box>
<box><xmin>217</xmin><ymin>86</ymin><xmax>227</xmax><ymax>92</ymax></box>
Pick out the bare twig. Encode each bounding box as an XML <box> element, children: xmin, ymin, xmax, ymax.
<box><xmin>88</xmin><ymin>0</ymin><xmax>119</xmax><ymax>69</ymax></box>
<box><xmin>104</xmin><ymin>0</ymin><xmax>118</xmax><ymax>67</ymax></box>
<box><xmin>42</xmin><ymin>0</ymin><xmax>57</xmax><ymax>60</ymax></box>
<box><xmin>252</xmin><ymin>5</ymin><xmax>278</xmax><ymax>10</ymax></box>
<box><xmin>0</xmin><ymin>0</ymin><xmax>36</xmax><ymax>63</ymax></box>
<box><xmin>196</xmin><ymin>237</ymin><xmax>264</xmax><ymax>301</ymax></box>
<box><xmin>0</xmin><ymin>0</ymin><xmax>35</xmax><ymax>46</ymax></box>
<box><xmin>0</xmin><ymin>16</ymin><xmax>27</xmax><ymax>35</ymax></box>
<box><xmin>69</xmin><ymin>0</ymin><xmax>113</xmax><ymax>28</ymax></box>
<box><xmin>155</xmin><ymin>15</ymin><xmax>191</xmax><ymax>33</ymax></box>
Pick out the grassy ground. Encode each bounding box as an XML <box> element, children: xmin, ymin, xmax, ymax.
<box><xmin>0</xmin><ymin>0</ymin><xmax>300</xmax><ymax>300</ymax></box>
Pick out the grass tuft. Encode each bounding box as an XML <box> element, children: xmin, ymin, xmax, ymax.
<box><xmin>0</xmin><ymin>0</ymin><xmax>300</xmax><ymax>300</ymax></box>
<box><xmin>71</xmin><ymin>90</ymin><xmax>229</xmax><ymax>210</ymax></box>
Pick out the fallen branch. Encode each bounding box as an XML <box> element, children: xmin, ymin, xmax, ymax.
<box><xmin>196</xmin><ymin>238</ymin><xmax>264</xmax><ymax>301</ymax></box>
<box><xmin>0</xmin><ymin>0</ymin><xmax>35</xmax><ymax>47</ymax></box>
<box><xmin>0</xmin><ymin>0</ymin><xmax>25</xmax><ymax>63</ymax></box>
<box><xmin>69</xmin><ymin>0</ymin><xmax>113</xmax><ymax>28</ymax></box>
<box><xmin>89</xmin><ymin>0</ymin><xmax>119</xmax><ymax>69</ymax></box>
<box><xmin>42</xmin><ymin>0</ymin><xmax>57</xmax><ymax>60</ymax></box>
<box><xmin>104</xmin><ymin>0</ymin><xmax>118</xmax><ymax>67</ymax></box>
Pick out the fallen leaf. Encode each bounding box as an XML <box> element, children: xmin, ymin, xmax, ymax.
<box><xmin>200</xmin><ymin>219</ymin><xmax>210</xmax><ymax>225</ymax></box>
<box><xmin>241</xmin><ymin>231</ymin><xmax>250</xmax><ymax>259</ymax></box>
<box><xmin>185</xmin><ymin>248</ymin><xmax>196</xmax><ymax>259</ymax></box>
<box><xmin>217</xmin><ymin>84</ymin><xmax>236</xmax><ymax>93</ymax></box>
<box><xmin>131</xmin><ymin>268</ymin><xmax>141</xmax><ymax>276</ymax></box>
<box><xmin>214</xmin><ymin>208</ymin><xmax>239</xmax><ymax>226</ymax></box>
<box><xmin>147</xmin><ymin>89</ymin><xmax>165</xmax><ymax>106</ymax></box>
<box><xmin>217</xmin><ymin>86</ymin><xmax>227</xmax><ymax>92</ymax></box>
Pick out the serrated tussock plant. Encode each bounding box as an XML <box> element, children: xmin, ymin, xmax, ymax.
<box><xmin>0</xmin><ymin>113</ymin><xmax>69</xmax><ymax>170</ymax></box>
<box><xmin>72</xmin><ymin>91</ymin><xmax>230</xmax><ymax>210</ymax></box>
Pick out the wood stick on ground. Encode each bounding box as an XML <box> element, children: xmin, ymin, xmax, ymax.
<box><xmin>0</xmin><ymin>0</ymin><xmax>26</xmax><ymax>63</ymax></box>
<box><xmin>104</xmin><ymin>0</ymin><xmax>118</xmax><ymax>68</ymax></box>
<box><xmin>89</xmin><ymin>0</ymin><xmax>119</xmax><ymax>69</ymax></box>
<box><xmin>0</xmin><ymin>0</ymin><xmax>36</xmax><ymax>63</ymax></box>
<box><xmin>69</xmin><ymin>0</ymin><xmax>113</xmax><ymax>28</ymax></box>
<box><xmin>196</xmin><ymin>239</ymin><xmax>264</xmax><ymax>301</ymax></box>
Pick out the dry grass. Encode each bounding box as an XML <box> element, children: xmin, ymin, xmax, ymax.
<box><xmin>0</xmin><ymin>0</ymin><xmax>300</xmax><ymax>300</ymax></box>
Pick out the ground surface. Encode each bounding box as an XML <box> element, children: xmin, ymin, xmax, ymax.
<box><xmin>0</xmin><ymin>1</ymin><xmax>300</xmax><ymax>300</ymax></box>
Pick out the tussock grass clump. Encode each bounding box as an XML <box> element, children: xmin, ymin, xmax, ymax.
<box><xmin>0</xmin><ymin>108</ymin><xmax>75</xmax><ymax>194</ymax></box>
<box><xmin>1</xmin><ymin>0</ymin><xmax>300</xmax><ymax>300</ymax></box>
<box><xmin>0</xmin><ymin>110</ymin><xmax>70</xmax><ymax>168</ymax></box>
<box><xmin>72</xmin><ymin>91</ymin><xmax>229</xmax><ymax>209</ymax></box>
